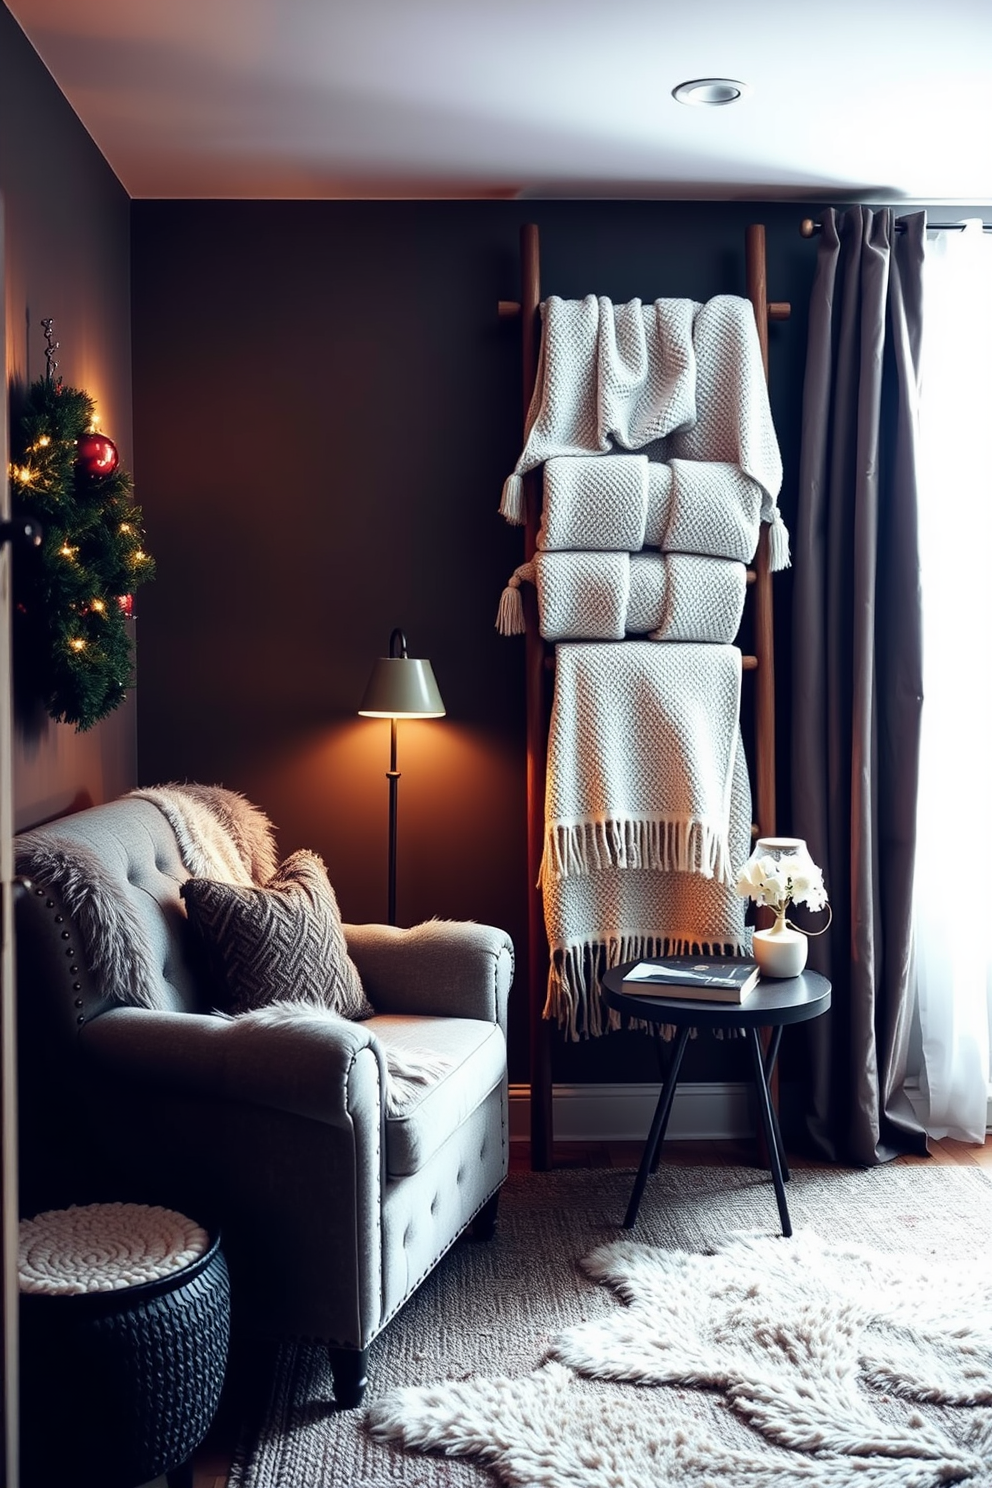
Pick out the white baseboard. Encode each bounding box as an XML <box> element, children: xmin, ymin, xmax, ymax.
<box><xmin>509</xmin><ymin>1081</ymin><xmax>754</xmax><ymax>1144</ymax></box>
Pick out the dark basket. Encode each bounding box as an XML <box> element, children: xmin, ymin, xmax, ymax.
<box><xmin>19</xmin><ymin>1228</ymin><xmax>231</xmax><ymax>1488</ymax></box>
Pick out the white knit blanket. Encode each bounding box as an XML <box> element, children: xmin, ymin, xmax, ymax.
<box><xmin>544</xmin><ymin>734</ymin><xmax>752</xmax><ymax>1039</ymax></box>
<box><xmin>497</xmin><ymin>551</ymin><xmax>746</xmax><ymax>644</ymax></box>
<box><xmin>507</xmin><ymin>296</ymin><xmax>698</xmax><ymax>486</ymax></box>
<box><xmin>539</xmin><ymin>455</ymin><xmax>764</xmax><ymax>565</ymax></box>
<box><xmin>663</xmin><ymin>295</ymin><xmax>783</xmax><ymax>515</ymax></box>
<box><xmin>541</xmin><ymin>642</ymin><xmax>741</xmax><ymax>892</ymax></box>
<box><xmin>502</xmin><ymin>294</ymin><xmax>789</xmax><ymax>570</ymax></box>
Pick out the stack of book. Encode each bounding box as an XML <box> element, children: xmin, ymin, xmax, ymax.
<box><xmin>620</xmin><ymin>956</ymin><xmax>761</xmax><ymax>1004</ymax></box>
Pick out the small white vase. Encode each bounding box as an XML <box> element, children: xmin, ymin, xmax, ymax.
<box><xmin>753</xmin><ymin>910</ymin><xmax>808</xmax><ymax>979</ymax></box>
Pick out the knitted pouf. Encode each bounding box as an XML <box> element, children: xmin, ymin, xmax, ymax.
<box><xmin>19</xmin><ymin>1203</ymin><xmax>231</xmax><ymax>1488</ymax></box>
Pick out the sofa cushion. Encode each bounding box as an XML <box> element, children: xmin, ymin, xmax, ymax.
<box><xmin>367</xmin><ymin>1014</ymin><xmax>507</xmax><ymax>1177</ymax></box>
<box><xmin>181</xmin><ymin>850</ymin><xmax>373</xmax><ymax>1020</ymax></box>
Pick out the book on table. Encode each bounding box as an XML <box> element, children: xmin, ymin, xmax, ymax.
<box><xmin>620</xmin><ymin>956</ymin><xmax>761</xmax><ymax>1003</ymax></box>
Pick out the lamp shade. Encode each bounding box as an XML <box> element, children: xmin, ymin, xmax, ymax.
<box><xmin>358</xmin><ymin>656</ymin><xmax>445</xmax><ymax>718</ymax></box>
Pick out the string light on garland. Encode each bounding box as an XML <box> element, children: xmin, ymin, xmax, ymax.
<box><xmin>8</xmin><ymin>319</ymin><xmax>156</xmax><ymax>731</ymax></box>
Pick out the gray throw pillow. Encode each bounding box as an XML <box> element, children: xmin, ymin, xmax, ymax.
<box><xmin>180</xmin><ymin>849</ymin><xmax>373</xmax><ymax>1020</ymax></box>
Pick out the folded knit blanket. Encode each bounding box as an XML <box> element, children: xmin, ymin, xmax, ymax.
<box><xmin>501</xmin><ymin>293</ymin><xmax>789</xmax><ymax>570</ymax></box>
<box><xmin>497</xmin><ymin>551</ymin><xmax>746</xmax><ymax>644</ymax></box>
<box><xmin>543</xmin><ymin>735</ymin><xmax>752</xmax><ymax>1039</ymax></box>
<box><xmin>662</xmin><ymin>296</ymin><xmax>788</xmax><ymax>567</ymax></box>
<box><xmin>508</xmin><ymin>290</ymin><xmax>785</xmax><ymax>562</ymax></box>
<box><xmin>541</xmin><ymin>641</ymin><xmax>742</xmax><ymax>893</ymax></box>
<box><xmin>502</xmin><ymin>296</ymin><xmax>697</xmax><ymax>524</ymax></box>
<box><xmin>538</xmin><ymin>455</ymin><xmax>764</xmax><ymax>564</ymax></box>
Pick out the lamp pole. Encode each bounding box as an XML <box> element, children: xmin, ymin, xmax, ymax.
<box><xmin>387</xmin><ymin>715</ymin><xmax>400</xmax><ymax>926</ymax></box>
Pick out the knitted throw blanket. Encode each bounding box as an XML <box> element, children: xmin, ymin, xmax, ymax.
<box><xmin>539</xmin><ymin>455</ymin><xmax>764</xmax><ymax>566</ymax></box>
<box><xmin>497</xmin><ymin>551</ymin><xmax>746</xmax><ymax>644</ymax></box>
<box><xmin>501</xmin><ymin>294</ymin><xmax>789</xmax><ymax>570</ymax></box>
<box><xmin>541</xmin><ymin>642</ymin><xmax>741</xmax><ymax>892</ymax></box>
<box><xmin>504</xmin><ymin>296</ymin><xmax>698</xmax><ymax>493</ymax></box>
<box><xmin>543</xmin><ymin>733</ymin><xmax>752</xmax><ymax>1039</ymax></box>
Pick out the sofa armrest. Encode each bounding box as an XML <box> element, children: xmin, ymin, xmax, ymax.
<box><xmin>79</xmin><ymin>1005</ymin><xmax>386</xmax><ymax>1127</ymax></box>
<box><xmin>343</xmin><ymin>920</ymin><xmax>514</xmax><ymax>1028</ymax></box>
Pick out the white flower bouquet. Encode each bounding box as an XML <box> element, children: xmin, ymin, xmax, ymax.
<box><xmin>736</xmin><ymin>842</ymin><xmax>828</xmax><ymax>918</ymax></box>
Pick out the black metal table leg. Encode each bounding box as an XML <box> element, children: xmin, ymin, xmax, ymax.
<box><xmin>761</xmin><ymin>1025</ymin><xmax>790</xmax><ymax>1182</ymax></box>
<box><xmin>650</xmin><ymin>1028</ymin><xmax>675</xmax><ymax>1171</ymax></box>
<box><xmin>746</xmin><ymin>1027</ymin><xmax>792</xmax><ymax>1237</ymax></box>
<box><xmin>623</xmin><ymin>1025</ymin><xmax>691</xmax><ymax>1229</ymax></box>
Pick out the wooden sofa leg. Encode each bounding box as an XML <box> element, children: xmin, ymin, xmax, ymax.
<box><xmin>470</xmin><ymin>1190</ymin><xmax>500</xmax><ymax>1241</ymax></box>
<box><xmin>328</xmin><ymin>1345</ymin><xmax>369</xmax><ymax>1409</ymax></box>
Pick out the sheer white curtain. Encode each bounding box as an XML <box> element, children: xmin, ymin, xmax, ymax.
<box><xmin>913</xmin><ymin>221</ymin><xmax>992</xmax><ymax>1142</ymax></box>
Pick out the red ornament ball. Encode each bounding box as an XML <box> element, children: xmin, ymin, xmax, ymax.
<box><xmin>76</xmin><ymin>432</ymin><xmax>119</xmax><ymax>478</ymax></box>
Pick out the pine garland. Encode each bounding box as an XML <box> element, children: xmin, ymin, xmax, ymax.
<box><xmin>9</xmin><ymin>377</ymin><xmax>155</xmax><ymax>731</ymax></box>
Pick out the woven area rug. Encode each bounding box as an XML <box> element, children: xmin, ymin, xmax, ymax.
<box><xmin>229</xmin><ymin>1162</ymin><xmax>992</xmax><ymax>1488</ymax></box>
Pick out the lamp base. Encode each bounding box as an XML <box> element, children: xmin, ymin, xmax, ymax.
<box><xmin>753</xmin><ymin>915</ymin><xmax>808</xmax><ymax>978</ymax></box>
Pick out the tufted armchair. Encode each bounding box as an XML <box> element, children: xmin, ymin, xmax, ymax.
<box><xmin>14</xmin><ymin>792</ymin><xmax>513</xmax><ymax>1407</ymax></box>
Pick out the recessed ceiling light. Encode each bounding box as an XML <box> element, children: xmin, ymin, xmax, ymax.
<box><xmin>672</xmin><ymin>78</ymin><xmax>750</xmax><ymax>107</ymax></box>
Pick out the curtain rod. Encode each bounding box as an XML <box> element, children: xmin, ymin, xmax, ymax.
<box><xmin>801</xmin><ymin>216</ymin><xmax>992</xmax><ymax>237</ymax></box>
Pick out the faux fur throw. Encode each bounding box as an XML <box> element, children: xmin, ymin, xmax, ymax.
<box><xmin>222</xmin><ymin>1002</ymin><xmax>452</xmax><ymax>1118</ymax></box>
<box><xmin>14</xmin><ymin>831</ymin><xmax>165</xmax><ymax>1009</ymax></box>
<box><xmin>539</xmin><ymin>455</ymin><xmax>764</xmax><ymax>566</ymax></box>
<box><xmin>543</xmin><ymin>734</ymin><xmax>751</xmax><ymax>1039</ymax></box>
<box><xmin>129</xmin><ymin>782</ymin><xmax>279</xmax><ymax>885</ymax></box>
<box><xmin>496</xmin><ymin>551</ymin><xmax>746</xmax><ymax>645</ymax></box>
<box><xmin>501</xmin><ymin>294</ymin><xmax>789</xmax><ymax>570</ymax></box>
<box><xmin>541</xmin><ymin>641</ymin><xmax>742</xmax><ymax>891</ymax></box>
<box><xmin>14</xmin><ymin>784</ymin><xmax>282</xmax><ymax>1010</ymax></box>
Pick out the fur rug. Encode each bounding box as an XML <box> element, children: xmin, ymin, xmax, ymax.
<box><xmin>368</xmin><ymin>1228</ymin><xmax>992</xmax><ymax>1487</ymax></box>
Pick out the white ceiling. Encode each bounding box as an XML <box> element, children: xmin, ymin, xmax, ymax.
<box><xmin>7</xmin><ymin>0</ymin><xmax>992</xmax><ymax>202</ymax></box>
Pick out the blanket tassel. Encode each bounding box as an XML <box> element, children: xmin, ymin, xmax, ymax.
<box><xmin>499</xmin><ymin>472</ymin><xmax>525</xmax><ymax>525</ymax></box>
<box><xmin>495</xmin><ymin>562</ymin><xmax>535</xmax><ymax>637</ymax></box>
<box><xmin>768</xmin><ymin>510</ymin><xmax>792</xmax><ymax>572</ymax></box>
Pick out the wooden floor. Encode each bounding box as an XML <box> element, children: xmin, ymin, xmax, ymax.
<box><xmin>186</xmin><ymin>1132</ymin><xmax>992</xmax><ymax>1488</ymax></box>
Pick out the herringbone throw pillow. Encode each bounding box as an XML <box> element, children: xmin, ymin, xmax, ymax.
<box><xmin>181</xmin><ymin>850</ymin><xmax>373</xmax><ymax>1019</ymax></box>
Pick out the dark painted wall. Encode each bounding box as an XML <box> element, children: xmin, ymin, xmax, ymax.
<box><xmin>1</xmin><ymin>1</ymin><xmax>136</xmax><ymax>829</ymax></box>
<box><xmin>131</xmin><ymin>198</ymin><xmax>821</xmax><ymax>1082</ymax></box>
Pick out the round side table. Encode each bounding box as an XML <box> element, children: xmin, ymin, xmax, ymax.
<box><xmin>600</xmin><ymin>964</ymin><xmax>831</xmax><ymax>1237</ymax></box>
<box><xmin>18</xmin><ymin>1203</ymin><xmax>231</xmax><ymax>1488</ymax></box>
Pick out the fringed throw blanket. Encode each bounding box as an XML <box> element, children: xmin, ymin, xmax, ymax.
<box><xmin>497</xmin><ymin>551</ymin><xmax>746</xmax><ymax>644</ymax></box>
<box><xmin>501</xmin><ymin>294</ymin><xmax>789</xmax><ymax>570</ymax></box>
<box><xmin>544</xmin><ymin>734</ymin><xmax>752</xmax><ymax>1039</ymax></box>
<box><xmin>541</xmin><ymin>641</ymin><xmax>741</xmax><ymax>891</ymax></box>
<box><xmin>539</xmin><ymin>455</ymin><xmax>764</xmax><ymax>565</ymax></box>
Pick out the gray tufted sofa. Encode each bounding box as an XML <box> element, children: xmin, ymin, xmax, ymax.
<box><xmin>14</xmin><ymin>794</ymin><xmax>514</xmax><ymax>1407</ymax></box>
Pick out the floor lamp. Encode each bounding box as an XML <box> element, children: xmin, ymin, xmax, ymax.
<box><xmin>358</xmin><ymin>628</ymin><xmax>445</xmax><ymax>925</ymax></box>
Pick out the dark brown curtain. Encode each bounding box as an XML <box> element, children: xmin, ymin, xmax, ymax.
<box><xmin>790</xmin><ymin>206</ymin><xmax>928</xmax><ymax>1165</ymax></box>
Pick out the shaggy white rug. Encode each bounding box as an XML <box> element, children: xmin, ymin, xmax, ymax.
<box><xmin>368</xmin><ymin>1229</ymin><xmax>992</xmax><ymax>1488</ymax></box>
